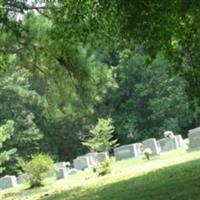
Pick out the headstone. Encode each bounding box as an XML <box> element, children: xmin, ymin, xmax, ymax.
<box><xmin>96</xmin><ymin>152</ymin><xmax>109</xmax><ymax>162</ymax></box>
<box><xmin>188</xmin><ymin>127</ymin><xmax>200</xmax><ymax>148</ymax></box>
<box><xmin>158</xmin><ymin>137</ymin><xmax>179</xmax><ymax>152</ymax></box>
<box><xmin>56</xmin><ymin>168</ymin><xmax>68</xmax><ymax>180</ymax></box>
<box><xmin>73</xmin><ymin>156</ymin><xmax>91</xmax><ymax>170</ymax></box>
<box><xmin>67</xmin><ymin>168</ymin><xmax>80</xmax><ymax>175</ymax></box>
<box><xmin>133</xmin><ymin>143</ymin><xmax>143</xmax><ymax>157</ymax></box>
<box><xmin>17</xmin><ymin>174</ymin><xmax>29</xmax><ymax>184</ymax></box>
<box><xmin>55</xmin><ymin>162</ymin><xmax>66</xmax><ymax>169</ymax></box>
<box><xmin>142</xmin><ymin>138</ymin><xmax>160</xmax><ymax>155</ymax></box>
<box><xmin>86</xmin><ymin>153</ymin><xmax>99</xmax><ymax>166</ymax></box>
<box><xmin>175</xmin><ymin>135</ymin><xmax>184</xmax><ymax>147</ymax></box>
<box><xmin>114</xmin><ymin>143</ymin><xmax>141</xmax><ymax>161</ymax></box>
<box><xmin>0</xmin><ymin>176</ymin><xmax>18</xmax><ymax>190</ymax></box>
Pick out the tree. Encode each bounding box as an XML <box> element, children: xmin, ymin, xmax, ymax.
<box><xmin>0</xmin><ymin>120</ymin><xmax>15</xmax><ymax>173</ymax></box>
<box><xmin>83</xmin><ymin>118</ymin><xmax>118</xmax><ymax>152</ymax></box>
<box><xmin>1</xmin><ymin>0</ymin><xmax>200</xmax><ymax>104</ymax></box>
<box><xmin>98</xmin><ymin>52</ymin><xmax>194</xmax><ymax>144</ymax></box>
<box><xmin>0</xmin><ymin>44</ymin><xmax>116</xmax><ymax>173</ymax></box>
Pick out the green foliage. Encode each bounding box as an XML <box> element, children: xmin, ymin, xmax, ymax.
<box><xmin>0</xmin><ymin>67</ymin><xmax>44</xmax><ymax>175</ymax></box>
<box><xmin>0</xmin><ymin>120</ymin><xmax>16</xmax><ymax>173</ymax></box>
<box><xmin>102</xmin><ymin>52</ymin><xmax>194</xmax><ymax>144</ymax></box>
<box><xmin>1</xmin><ymin>1</ymin><xmax>200</xmax><ymax>178</ymax></box>
<box><xmin>23</xmin><ymin>154</ymin><xmax>54</xmax><ymax>188</ymax></box>
<box><xmin>83</xmin><ymin>118</ymin><xmax>118</xmax><ymax>152</ymax></box>
<box><xmin>97</xmin><ymin>159</ymin><xmax>112</xmax><ymax>176</ymax></box>
<box><xmin>1</xmin><ymin>0</ymin><xmax>200</xmax><ymax>104</ymax></box>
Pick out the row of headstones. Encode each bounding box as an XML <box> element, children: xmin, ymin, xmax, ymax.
<box><xmin>1</xmin><ymin>127</ymin><xmax>200</xmax><ymax>190</ymax></box>
<box><xmin>0</xmin><ymin>162</ymin><xmax>79</xmax><ymax>190</ymax></box>
<box><xmin>71</xmin><ymin>135</ymin><xmax>184</xmax><ymax>169</ymax></box>
<box><xmin>0</xmin><ymin>173</ymin><xmax>31</xmax><ymax>190</ymax></box>
<box><xmin>114</xmin><ymin>126</ymin><xmax>200</xmax><ymax>161</ymax></box>
<box><xmin>71</xmin><ymin>134</ymin><xmax>184</xmax><ymax>169</ymax></box>
<box><xmin>114</xmin><ymin>134</ymin><xmax>184</xmax><ymax>161</ymax></box>
<box><xmin>73</xmin><ymin>152</ymin><xmax>109</xmax><ymax>171</ymax></box>
<box><xmin>0</xmin><ymin>154</ymin><xmax>109</xmax><ymax>190</ymax></box>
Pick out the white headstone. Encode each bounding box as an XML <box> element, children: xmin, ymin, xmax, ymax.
<box><xmin>188</xmin><ymin>127</ymin><xmax>200</xmax><ymax>148</ymax></box>
<box><xmin>73</xmin><ymin>156</ymin><xmax>91</xmax><ymax>170</ymax></box>
<box><xmin>0</xmin><ymin>176</ymin><xmax>18</xmax><ymax>190</ymax></box>
<box><xmin>114</xmin><ymin>143</ymin><xmax>141</xmax><ymax>161</ymax></box>
<box><xmin>175</xmin><ymin>135</ymin><xmax>184</xmax><ymax>147</ymax></box>
<box><xmin>56</xmin><ymin>168</ymin><xmax>68</xmax><ymax>180</ymax></box>
<box><xmin>85</xmin><ymin>153</ymin><xmax>99</xmax><ymax>166</ymax></box>
<box><xmin>142</xmin><ymin>138</ymin><xmax>160</xmax><ymax>155</ymax></box>
<box><xmin>158</xmin><ymin>137</ymin><xmax>179</xmax><ymax>152</ymax></box>
<box><xmin>17</xmin><ymin>174</ymin><xmax>29</xmax><ymax>184</ymax></box>
<box><xmin>55</xmin><ymin>162</ymin><xmax>66</xmax><ymax>169</ymax></box>
<box><xmin>133</xmin><ymin>143</ymin><xmax>143</xmax><ymax>157</ymax></box>
<box><xmin>96</xmin><ymin>152</ymin><xmax>109</xmax><ymax>162</ymax></box>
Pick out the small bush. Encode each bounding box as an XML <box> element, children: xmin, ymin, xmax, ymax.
<box><xmin>97</xmin><ymin>159</ymin><xmax>112</xmax><ymax>176</ymax></box>
<box><xmin>23</xmin><ymin>154</ymin><xmax>54</xmax><ymax>188</ymax></box>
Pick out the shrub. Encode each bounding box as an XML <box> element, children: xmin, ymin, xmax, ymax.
<box><xmin>23</xmin><ymin>154</ymin><xmax>54</xmax><ymax>188</ymax></box>
<box><xmin>97</xmin><ymin>159</ymin><xmax>112</xmax><ymax>176</ymax></box>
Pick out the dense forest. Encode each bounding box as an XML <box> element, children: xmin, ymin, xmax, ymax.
<box><xmin>1</xmin><ymin>0</ymin><xmax>200</xmax><ymax>176</ymax></box>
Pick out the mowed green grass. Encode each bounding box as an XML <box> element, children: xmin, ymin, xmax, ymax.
<box><xmin>2</xmin><ymin>147</ymin><xmax>200</xmax><ymax>200</ymax></box>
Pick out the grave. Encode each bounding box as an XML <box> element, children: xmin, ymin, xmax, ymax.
<box><xmin>86</xmin><ymin>153</ymin><xmax>99</xmax><ymax>166</ymax></box>
<box><xmin>114</xmin><ymin>143</ymin><xmax>142</xmax><ymax>161</ymax></box>
<box><xmin>158</xmin><ymin>137</ymin><xmax>179</xmax><ymax>152</ymax></box>
<box><xmin>73</xmin><ymin>156</ymin><xmax>91</xmax><ymax>170</ymax></box>
<box><xmin>55</xmin><ymin>162</ymin><xmax>66</xmax><ymax>169</ymax></box>
<box><xmin>0</xmin><ymin>176</ymin><xmax>18</xmax><ymax>190</ymax></box>
<box><xmin>133</xmin><ymin>143</ymin><xmax>143</xmax><ymax>157</ymax></box>
<box><xmin>188</xmin><ymin>127</ymin><xmax>200</xmax><ymax>148</ymax></box>
<box><xmin>96</xmin><ymin>152</ymin><xmax>109</xmax><ymax>162</ymax></box>
<box><xmin>175</xmin><ymin>135</ymin><xmax>184</xmax><ymax>147</ymax></box>
<box><xmin>17</xmin><ymin>174</ymin><xmax>29</xmax><ymax>184</ymax></box>
<box><xmin>142</xmin><ymin>138</ymin><xmax>160</xmax><ymax>155</ymax></box>
<box><xmin>56</xmin><ymin>168</ymin><xmax>68</xmax><ymax>180</ymax></box>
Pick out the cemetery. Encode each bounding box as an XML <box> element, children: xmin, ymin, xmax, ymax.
<box><xmin>2</xmin><ymin>1</ymin><xmax>200</xmax><ymax>200</ymax></box>
<box><xmin>1</xmin><ymin>128</ymin><xmax>200</xmax><ymax>200</ymax></box>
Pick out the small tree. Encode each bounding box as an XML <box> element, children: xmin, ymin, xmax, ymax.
<box><xmin>23</xmin><ymin>154</ymin><xmax>54</xmax><ymax>188</ymax></box>
<box><xmin>97</xmin><ymin>158</ymin><xmax>112</xmax><ymax>176</ymax></box>
<box><xmin>0</xmin><ymin>120</ymin><xmax>16</xmax><ymax>173</ymax></box>
<box><xmin>83</xmin><ymin>118</ymin><xmax>118</xmax><ymax>152</ymax></box>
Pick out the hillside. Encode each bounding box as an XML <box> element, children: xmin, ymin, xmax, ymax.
<box><xmin>2</xmin><ymin>147</ymin><xmax>200</xmax><ymax>200</ymax></box>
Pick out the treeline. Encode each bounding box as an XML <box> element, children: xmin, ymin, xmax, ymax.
<box><xmin>0</xmin><ymin>47</ymin><xmax>197</xmax><ymax>176</ymax></box>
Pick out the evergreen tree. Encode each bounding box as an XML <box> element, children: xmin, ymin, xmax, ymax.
<box><xmin>83</xmin><ymin>118</ymin><xmax>118</xmax><ymax>152</ymax></box>
<box><xmin>0</xmin><ymin>120</ymin><xmax>16</xmax><ymax>173</ymax></box>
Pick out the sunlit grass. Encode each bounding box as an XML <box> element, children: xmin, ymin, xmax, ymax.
<box><xmin>2</xmin><ymin>146</ymin><xmax>200</xmax><ymax>200</ymax></box>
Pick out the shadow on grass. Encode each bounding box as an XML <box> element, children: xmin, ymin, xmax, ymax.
<box><xmin>42</xmin><ymin>158</ymin><xmax>200</xmax><ymax>200</ymax></box>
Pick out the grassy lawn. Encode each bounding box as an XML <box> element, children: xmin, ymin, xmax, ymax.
<box><xmin>1</xmin><ymin>147</ymin><xmax>200</xmax><ymax>200</ymax></box>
